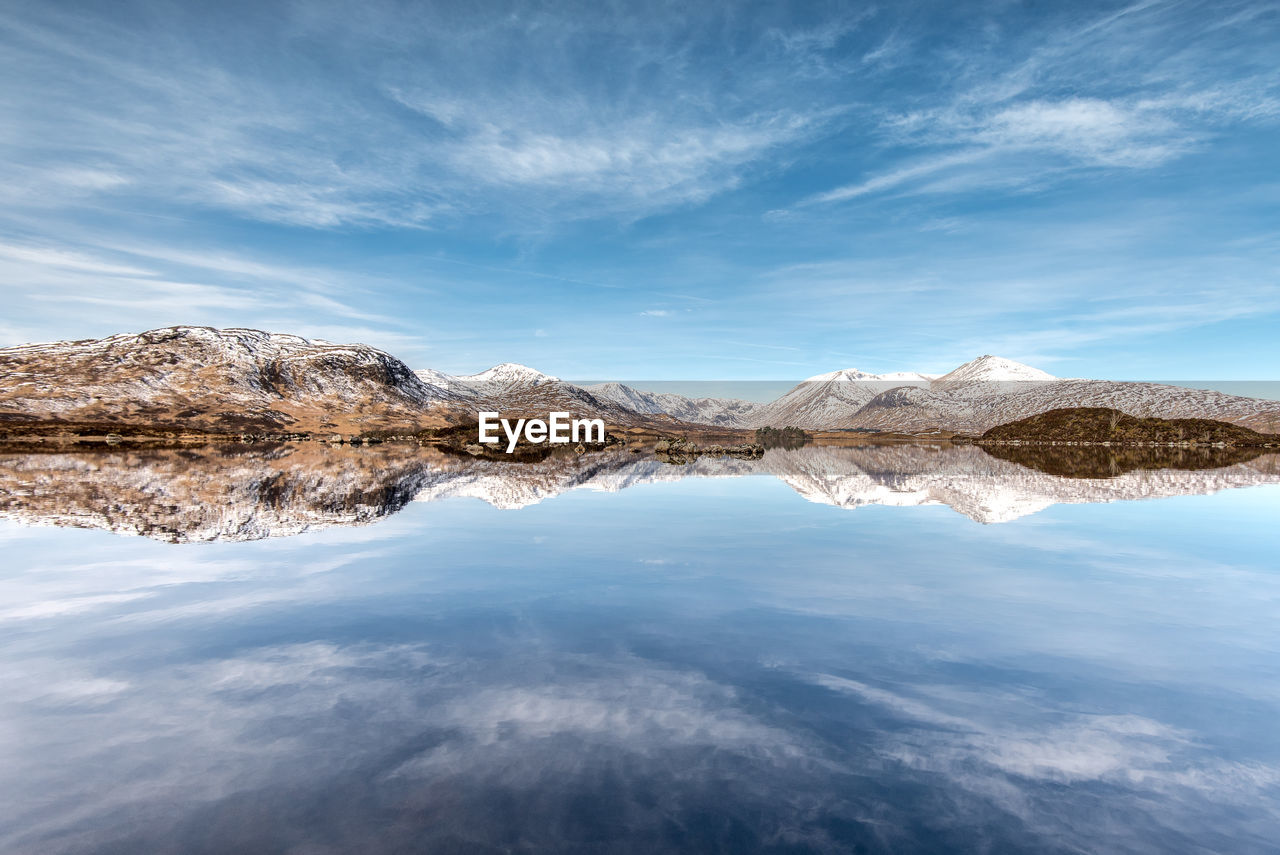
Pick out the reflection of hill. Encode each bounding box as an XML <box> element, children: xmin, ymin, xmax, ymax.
<box><xmin>980</xmin><ymin>443</ymin><xmax>1270</xmax><ymax>479</ymax></box>
<box><xmin>0</xmin><ymin>444</ymin><xmax>446</xmax><ymax>542</ymax></box>
<box><xmin>756</xmin><ymin>445</ymin><xmax>1280</xmax><ymax>523</ymax></box>
<box><xmin>1</xmin><ymin>443</ymin><xmax>1278</xmax><ymax>541</ymax></box>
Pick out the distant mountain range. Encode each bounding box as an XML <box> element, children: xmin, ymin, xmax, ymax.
<box><xmin>2</xmin><ymin>326</ymin><xmax>1278</xmax><ymax>436</ymax></box>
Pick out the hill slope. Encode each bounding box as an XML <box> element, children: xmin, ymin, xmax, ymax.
<box><xmin>0</xmin><ymin>326</ymin><xmax>462</xmax><ymax>435</ymax></box>
<box><xmin>979</xmin><ymin>407</ymin><xmax>1277</xmax><ymax>446</ymax></box>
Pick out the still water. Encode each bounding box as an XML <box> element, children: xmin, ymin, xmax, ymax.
<box><xmin>1</xmin><ymin>443</ymin><xmax>1279</xmax><ymax>854</ymax></box>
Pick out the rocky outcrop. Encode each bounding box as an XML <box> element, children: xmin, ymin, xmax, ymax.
<box><xmin>653</xmin><ymin>436</ymin><xmax>764</xmax><ymax>464</ymax></box>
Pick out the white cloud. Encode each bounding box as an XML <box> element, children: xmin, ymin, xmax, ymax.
<box><xmin>0</xmin><ymin>4</ymin><xmax>840</xmax><ymax>230</ymax></box>
<box><xmin>975</xmin><ymin>97</ymin><xmax>1184</xmax><ymax>166</ymax></box>
<box><xmin>799</xmin><ymin>2</ymin><xmax>1280</xmax><ymax>207</ymax></box>
<box><xmin>0</xmin><ymin>242</ymin><xmax>154</xmax><ymax>277</ymax></box>
<box><xmin>803</xmin><ymin>150</ymin><xmax>989</xmax><ymax>205</ymax></box>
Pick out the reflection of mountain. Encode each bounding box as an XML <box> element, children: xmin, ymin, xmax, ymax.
<box><xmin>1</xmin><ymin>444</ymin><xmax>1278</xmax><ymax>540</ymax></box>
<box><xmin>758</xmin><ymin>445</ymin><xmax>1280</xmax><ymax>523</ymax></box>
<box><xmin>0</xmin><ymin>444</ymin><xmax>447</xmax><ymax>542</ymax></box>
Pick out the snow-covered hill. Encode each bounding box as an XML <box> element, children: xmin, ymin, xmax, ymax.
<box><xmin>421</xmin><ymin>364</ymin><xmax>650</xmax><ymax>426</ymax></box>
<box><xmin>0</xmin><ymin>326</ymin><xmax>461</xmax><ymax>434</ymax></box>
<box><xmin>584</xmin><ymin>382</ymin><xmax>761</xmax><ymax>428</ymax></box>
<box><xmin>454</xmin><ymin>363</ymin><xmax>559</xmax><ymax>396</ymax></box>
<box><xmin>745</xmin><ymin>368</ymin><xmax>935</xmax><ymax>429</ymax></box>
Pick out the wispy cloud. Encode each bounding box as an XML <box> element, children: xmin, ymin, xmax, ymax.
<box><xmin>0</xmin><ymin>3</ymin><xmax>844</xmax><ymax>231</ymax></box>
<box><xmin>802</xmin><ymin>150</ymin><xmax>989</xmax><ymax>205</ymax></box>
<box><xmin>0</xmin><ymin>1</ymin><xmax>1276</xmax><ymax>377</ymax></box>
<box><xmin>798</xmin><ymin>2</ymin><xmax>1280</xmax><ymax>207</ymax></box>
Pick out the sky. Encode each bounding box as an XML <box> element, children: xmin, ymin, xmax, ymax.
<box><xmin>1</xmin><ymin>0</ymin><xmax>1278</xmax><ymax>382</ymax></box>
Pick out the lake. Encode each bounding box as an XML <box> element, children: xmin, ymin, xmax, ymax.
<box><xmin>1</xmin><ymin>442</ymin><xmax>1279</xmax><ymax>854</ymax></box>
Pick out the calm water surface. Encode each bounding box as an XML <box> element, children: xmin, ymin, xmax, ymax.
<box><xmin>1</xmin><ymin>444</ymin><xmax>1279</xmax><ymax>854</ymax></box>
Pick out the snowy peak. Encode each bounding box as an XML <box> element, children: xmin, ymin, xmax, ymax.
<box><xmin>936</xmin><ymin>355</ymin><xmax>1055</xmax><ymax>384</ymax></box>
<box><xmin>804</xmin><ymin>368</ymin><xmax>878</xmax><ymax>383</ymax></box>
<box><xmin>803</xmin><ymin>368</ymin><xmax>936</xmax><ymax>385</ymax></box>
<box><xmin>414</xmin><ymin>362</ymin><xmax>561</xmax><ymax>400</ymax></box>
<box><xmin>460</xmin><ymin>362</ymin><xmax>559</xmax><ymax>387</ymax></box>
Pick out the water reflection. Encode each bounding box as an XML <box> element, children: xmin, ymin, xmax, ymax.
<box><xmin>1</xmin><ymin>442</ymin><xmax>1278</xmax><ymax>539</ymax></box>
<box><xmin>980</xmin><ymin>442</ymin><xmax>1277</xmax><ymax>478</ymax></box>
<box><xmin>1</xmin><ymin>448</ymin><xmax>1278</xmax><ymax>853</ymax></box>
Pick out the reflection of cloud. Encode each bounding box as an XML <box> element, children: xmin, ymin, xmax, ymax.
<box><xmin>0</xmin><ymin>641</ymin><xmax>824</xmax><ymax>854</ymax></box>
<box><xmin>812</xmin><ymin>672</ymin><xmax>1280</xmax><ymax>846</ymax></box>
<box><xmin>2</xmin><ymin>536</ymin><xmax>1280</xmax><ymax>855</ymax></box>
<box><xmin>6</xmin><ymin>625</ymin><xmax>1280</xmax><ymax>855</ymax></box>
<box><xmin>393</xmin><ymin>668</ymin><xmax>804</xmax><ymax>770</ymax></box>
<box><xmin>2</xmin><ymin>442</ymin><xmax>1280</xmax><ymax>851</ymax></box>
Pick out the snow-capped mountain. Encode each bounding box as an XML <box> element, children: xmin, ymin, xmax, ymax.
<box><xmin>455</xmin><ymin>362</ymin><xmax>559</xmax><ymax>396</ymax></box>
<box><xmin>2</xmin><ymin>327</ymin><xmax>1277</xmax><ymax>437</ymax></box>
<box><xmin>421</xmin><ymin>363</ymin><xmax>646</xmax><ymax>425</ymax></box>
<box><xmin>740</xmin><ymin>357</ymin><xmax>1279</xmax><ymax>434</ymax></box>
<box><xmin>414</xmin><ymin>362</ymin><xmax>557</xmax><ymax>398</ymax></box>
<box><xmin>0</xmin><ymin>326</ymin><xmax>462</xmax><ymax>435</ymax></box>
<box><xmin>745</xmin><ymin>367</ymin><xmax>935</xmax><ymax>429</ymax></box>
<box><xmin>584</xmin><ymin>382</ymin><xmax>761</xmax><ymax>428</ymax></box>
<box><xmin>934</xmin><ymin>355</ymin><xmax>1056</xmax><ymax>384</ymax></box>
<box><xmin>838</xmin><ymin>377</ymin><xmax>1280</xmax><ymax>434</ymax></box>
<box><xmin>3</xmin><ymin>443</ymin><xmax>1276</xmax><ymax>540</ymax></box>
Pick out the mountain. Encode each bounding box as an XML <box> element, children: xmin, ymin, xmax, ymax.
<box><xmin>0</xmin><ymin>328</ymin><xmax>658</xmax><ymax>438</ymax></box>
<box><xmin>839</xmin><ymin>378</ymin><xmax>1280</xmax><ymax>435</ymax></box>
<box><xmin>742</xmin><ymin>357</ymin><xmax>1279</xmax><ymax>434</ymax></box>
<box><xmin>449</xmin><ymin>362</ymin><xmax>559</xmax><ymax>397</ymax></box>
<box><xmin>584</xmin><ymin>382</ymin><xmax>761</xmax><ymax>428</ymax></box>
<box><xmin>2</xmin><ymin>327</ymin><xmax>1277</xmax><ymax>437</ymax></box>
<box><xmin>422</xmin><ymin>363</ymin><xmax>647</xmax><ymax>424</ymax></box>
<box><xmin>745</xmin><ymin>368</ymin><xmax>935</xmax><ymax>429</ymax></box>
<box><xmin>0</xmin><ymin>326</ymin><xmax>461</xmax><ymax>435</ymax></box>
<box><xmin>934</xmin><ymin>355</ymin><xmax>1056</xmax><ymax>384</ymax></box>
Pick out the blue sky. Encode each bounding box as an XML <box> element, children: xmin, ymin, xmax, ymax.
<box><xmin>1</xmin><ymin>0</ymin><xmax>1278</xmax><ymax>381</ymax></box>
